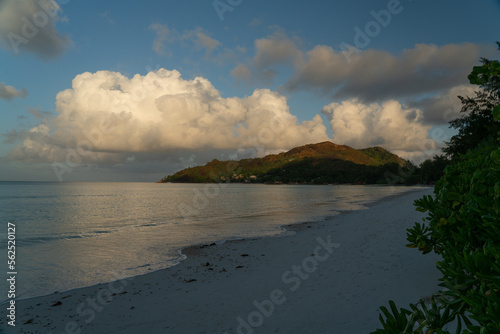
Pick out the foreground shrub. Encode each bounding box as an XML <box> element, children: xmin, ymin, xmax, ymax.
<box><xmin>372</xmin><ymin>60</ymin><xmax>500</xmax><ymax>333</ymax></box>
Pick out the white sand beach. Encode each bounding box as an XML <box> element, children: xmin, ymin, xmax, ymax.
<box><xmin>3</xmin><ymin>187</ymin><xmax>441</xmax><ymax>334</ymax></box>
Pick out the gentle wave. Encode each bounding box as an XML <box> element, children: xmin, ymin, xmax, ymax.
<box><xmin>11</xmin><ymin>232</ymin><xmax>105</xmax><ymax>246</ymax></box>
<box><xmin>0</xmin><ymin>222</ymin><xmax>177</xmax><ymax>246</ymax></box>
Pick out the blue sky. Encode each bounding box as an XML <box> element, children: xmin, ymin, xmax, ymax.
<box><xmin>1</xmin><ymin>0</ymin><xmax>499</xmax><ymax>181</ymax></box>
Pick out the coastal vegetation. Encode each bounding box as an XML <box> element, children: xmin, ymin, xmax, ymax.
<box><xmin>373</xmin><ymin>50</ymin><xmax>500</xmax><ymax>333</ymax></box>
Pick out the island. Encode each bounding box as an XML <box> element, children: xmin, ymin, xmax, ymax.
<box><xmin>159</xmin><ymin>141</ymin><xmax>411</xmax><ymax>184</ymax></box>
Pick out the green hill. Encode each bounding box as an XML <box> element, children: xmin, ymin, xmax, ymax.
<box><xmin>159</xmin><ymin>141</ymin><xmax>408</xmax><ymax>184</ymax></box>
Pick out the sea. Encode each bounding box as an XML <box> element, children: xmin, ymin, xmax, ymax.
<box><xmin>0</xmin><ymin>181</ymin><xmax>427</xmax><ymax>302</ymax></box>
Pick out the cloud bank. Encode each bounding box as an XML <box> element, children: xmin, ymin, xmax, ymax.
<box><xmin>0</xmin><ymin>0</ymin><xmax>71</xmax><ymax>60</ymax></box>
<box><xmin>288</xmin><ymin>43</ymin><xmax>489</xmax><ymax>102</ymax></box>
<box><xmin>8</xmin><ymin>69</ymin><xmax>329</xmax><ymax>165</ymax></box>
<box><xmin>232</xmin><ymin>31</ymin><xmax>494</xmax><ymax>105</ymax></box>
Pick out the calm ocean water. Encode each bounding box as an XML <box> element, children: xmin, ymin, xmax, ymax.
<box><xmin>0</xmin><ymin>182</ymin><xmax>426</xmax><ymax>302</ymax></box>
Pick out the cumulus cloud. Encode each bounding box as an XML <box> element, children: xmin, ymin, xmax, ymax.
<box><xmin>149</xmin><ymin>24</ymin><xmax>221</xmax><ymax>57</ymax></box>
<box><xmin>321</xmin><ymin>99</ymin><xmax>436</xmax><ymax>161</ymax></box>
<box><xmin>8</xmin><ymin>69</ymin><xmax>329</xmax><ymax>165</ymax></box>
<box><xmin>0</xmin><ymin>0</ymin><xmax>71</xmax><ymax>60</ymax></box>
<box><xmin>0</xmin><ymin>82</ymin><xmax>27</xmax><ymax>100</ymax></box>
<box><xmin>407</xmin><ymin>85</ymin><xmax>477</xmax><ymax>125</ymax></box>
<box><xmin>288</xmin><ymin>43</ymin><xmax>494</xmax><ymax>102</ymax></box>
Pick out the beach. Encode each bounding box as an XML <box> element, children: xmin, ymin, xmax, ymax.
<box><xmin>2</xmin><ymin>187</ymin><xmax>441</xmax><ymax>334</ymax></box>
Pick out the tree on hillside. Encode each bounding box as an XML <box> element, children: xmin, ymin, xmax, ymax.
<box><xmin>443</xmin><ymin>42</ymin><xmax>500</xmax><ymax>159</ymax></box>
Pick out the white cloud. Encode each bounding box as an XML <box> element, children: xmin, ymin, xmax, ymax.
<box><xmin>8</xmin><ymin>69</ymin><xmax>329</xmax><ymax>165</ymax></box>
<box><xmin>0</xmin><ymin>83</ymin><xmax>27</xmax><ymax>100</ymax></box>
<box><xmin>0</xmin><ymin>0</ymin><xmax>71</xmax><ymax>60</ymax></box>
<box><xmin>321</xmin><ymin>99</ymin><xmax>436</xmax><ymax>161</ymax></box>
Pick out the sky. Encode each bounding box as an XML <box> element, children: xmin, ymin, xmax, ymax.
<box><xmin>0</xmin><ymin>0</ymin><xmax>499</xmax><ymax>181</ymax></box>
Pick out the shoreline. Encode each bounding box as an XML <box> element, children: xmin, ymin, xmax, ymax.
<box><xmin>4</xmin><ymin>185</ymin><xmax>430</xmax><ymax>305</ymax></box>
<box><xmin>1</xmin><ymin>186</ymin><xmax>440</xmax><ymax>333</ymax></box>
